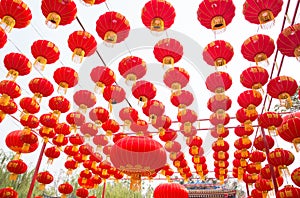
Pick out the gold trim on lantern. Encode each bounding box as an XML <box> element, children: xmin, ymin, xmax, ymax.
<box><xmin>211</xmin><ymin>16</ymin><xmax>226</xmax><ymax>31</ymax></box>
<box><xmin>1</xmin><ymin>15</ymin><xmax>16</xmax><ymax>33</ymax></box>
<box><xmin>46</xmin><ymin>12</ymin><xmax>61</xmax><ymax>29</ymax></box>
<box><xmin>72</xmin><ymin>48</ymin><xmax>85</xmax><ymax>64</ymax></box>
<box><xmin>151</xmin><ymin>17</ymin><xmax>165</xmax><ymax>32</ymax></box>
<box><xmin>104</xmin><ymin>31</ymin><xmax>117</xmax><ymax>44</ymax></box>
<box><xmin>162</xmin><ymin>56</ymin><xmax>174</xmax><ymax>67</ymax></box>
<box><xmin>258</xmin><ymin>10</ymin><xmax>275</xmax><ymax>29</ymax></box>
<box><xmin>34</xmin><ymin>56</ymin><xmax>47</xmax><ymax>71</ymax></box>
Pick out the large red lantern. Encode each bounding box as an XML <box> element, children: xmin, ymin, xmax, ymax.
<box><xmin>6</xmin><ymin>159</ymin><xmax>27</xmax><ymax>180</ymax></box>
<box><xmin>0</xmin><ymin>187</ymin><xmax>18</xmax><ymax>198</ymax></box>
<box><xmin>0</xmin><ymin>0</ymin><xmax>32</xmax><ymax>32</ymax></box>
<box><xmin>58</xmin><ymin>182</ymin><xmax>73</xmax><ymax>198</ymax></box>
<box><xmin>31</xmin><ymin>40</ymin><xmax>60</xmax><ymax>71</ymax></box>
<box><xmin>203</xmin><ymin>40</ymin><xmax>234</xmax><ymax>67</ymax></box>
<box><xmin>163</xmin><ymin>67</ymin><xmax>190</xmax><ymax>91</ymax></box>
<box><xmin>118</xmin><ymin>56</ymin><xmax>147</xmax><ymax>84</ymax></box>
<box><xmin>259</xmin><ymin>112</ymin><xmax>283</xmax><ymax>136</ymax></box>
<box><xmin>0</xmin><ymin>80</ymin><xmax>21</xmax><ymax>106</ymax></box>
<box><xmin>243</xmin><ymin>0</ymin><xmax>283</xmax><ymax>29</ymax></box>
<box><xmin>103</xmin><ymin>85</ymin><xmax>126</xmax><ymax>111</ymax></box>
<box><xmin>197</xmin><ymin>0</ymin><xmax>235</xmax><ymax>33</ymax></box>
<box><xmin>110</xmin><ymin>136</ymin><xmax>166</xmax><ymax>191</ymax></box>
<box><xmin>267</xmin><ymin>76</ymin><xmax>298</xmax><ymax>109</ymax></box>
<box><xmin>154</xmin><ymin>183</ymin><xmax>188</xmax><ymax>198</ymax></box>
<box><xmin>76</xmin><ymin>188</ymin><xmax>89</xmax><ymax>198</ymax></box>
<box><xmin>90</xmin><ymin>66</ymin><xmax>116</xmax><ymax>94</ymax></box>
<box><xmin>278</xmin><ymin>116</ymin><xmax>300</xmax><ymax>151</ymax></box>
<box><xmin>41</xmin><ymin>0</ymin><xmax>77</xmax><ymax>29</ymax></box>
<box><xmin>36</xmin><ymin>171</ymin><xmax>54</xmax><ymax>190</ymax></box>
<box><xmin>73</xmin><ymin>90</ymin><xmax>97</xmax><ymax>113</ymax></box>
<box><xmin>276</xmin><ymin>185</ymin><xmax>300</xmax><ymax>198</ymax></box>
<box><xmin>53</xmin><ymin>67</ymin><xmax>79</xmax><ymax>95</ymax></box>
<box><xmin>49</xmin><ymin>96</ymin><xmax>70</xmax><ymax>118</ymax></box>
<box><xmin>141</xmin><ymin>0</ymin><xmax>175</xmax><ymax>32</ymax></box>
<box><xmin>241</xmin><ymin>34</ymin><xmax>275</xmax><ymax>65</ymax></box>
<box><xmin>268</xmin><ymin>148</ymin><xmax>295</xmax><ymax>176</ymax></box>
<box><xmin>68</xmin><ymin>30</ymin><xmax>97</xmax><ymax>63</ymax></box>
<box><xmin>4</xmin><ymin>52</ymin><xmax>32</xmax><ymax>81</ymax></box>
<box><xmin>19</xmin><ymin>97</ymin><xmax>40</xmax><ymax>115</ymax></box>
<box><xmin>205</xmin><ymin>72</ymin><xmax>232</xmax><ymax>94</ymax></box>
<box><xmin>0</xmin><ymin>27</ymin><xmax>7</xmax><ymax>48</ymax></box>
<box><xmin>132</xmin><ymin>80</ymin><xmax>156</xmax><ymax>105</ymax></box>
<box><xmin>292</xmin><ymin>167</ymin><xmax>300</xmax><ymax>187</ymax></box>
<box><xmin>29</xmin><ymin>78</ymin><xmax>54</xmax><ymax>103</ymax></box>
<box><xmin>170</xmin><ymin>90</ymin><xmax>194</xmax><ymax>112</ymax></box>
<box><xmin>254</xmin><ymin>134</ymin><xmax>275</xmax><ymax>151</ymax></box>
<box><xmin>277</xmin><ymin>23</ymin><xmax>300</xmax><ymax>61</ymax></box>
<box><xmin>153</xmin><ymin>38</ymin><xmax>183</xmax><ymax>66</ymax></box>
<box><xmin>240</xmin><ymin>66</ymin><xmax>269</xmax><ymax>90</ymax></box>
<box><xmin>237</xmin><ymin>90</ymin><xmax>262</xmax><ymax>116</ymax></box>
<box><xmin>96</xmin><ymin>11</ymin><xmax>130</xmax><ymax>44</ymax></box>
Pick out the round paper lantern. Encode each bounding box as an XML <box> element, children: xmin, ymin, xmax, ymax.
<box><xmin>0</xmin><ymin>80</ymin><xmax>21</xmax><ymax>106</ymax></box>
<box><xmin>4</xmin><ymin>52</ymin><xmax>32</xmax><ymax>81</ymax></box>
<box><xmin>163</xmin><ymin>67</ymin><xmax>190</xmax><ymax>91</ymax></box>
<box><xmin>276</xmin><ymin>185</ymin><xmax>300</xmax><ymax>198</ymax></box>
<box><xmin>19</xmin><ymin>97</ymin><xmax>40</xmax><ymax>115</ymax></box>
<box><xmin>268</xmin><ymin>148</ymin><xmax>295</xmax><ymax>176</ymax></box>
<box><xmin>31</xmin><ymin>40</ymin><xmax>60</xmax><ymax>71</ymax></box>
<box><xmin>292</xmin><ymin>167</ymin><xmax>300</xmax><ymax>187</ymax></box>
<box><xmin>102</xmin><ymin>119</ymin><xmax>120</xmax><ymax>136</ymax></box>
<box><xmin>240</xmin><ymin>66</ymin><xmax>269</xmax><ymax>90</ymax></box>
<box><xmin>205</xmin><ymin>72</ymin><xmax>232</xmax><ymax>94</ymax></box>
<box><xmin>29</xmin><ymin>78</ymin><xmax>54</xmax><ymax>103</ymax></box>
<box><xmin>278</xmin><ymin>116</ymin><xmax>300</xmax><ymax>151</ymax></box>
<box><xmin>154</xmin><ymin>183</ymin><xmax>188</xmax><ymax>198</ymax></box>
<box><xmin>41</xmin><ymin>0</ymin><xmax>77</xmax><ymax>29</ymax></box>
<box><xmin>58</xmin><ymin>183</ymin><xmax>73</xmax><ymax>198</ymax></box>
<box><xmin>132</xmin><ymin>80</ymin><xmax>156</xmax><ymax>105</ymax></box>
<box><xmin>0</xmin><ymin>0</ymin><xmax>32</xmax><ymax>32</ymax></box>
<box><xmin>207</xmin><ymin>94</ymin><xmax>232</xmax><ymax>115</ymax></box>
<box><xmin>118</xmin><ymin>56</ymin><xmax>147</xmax><ymax>84</ymax></box>
<box><xmin>90</xmin><ymin>66</ymin><xmax>116</xmax><ymax>94</ymax></box>
<box><xmin>130</xmin><ymin>119</ymin><xmax>148</xmax><ymax>135</ymax></box>
<box><xmin>110</xmin><ymin>136</ymin><xmax>166</xmax><ymax>191</ymax></box>
<box><xmin>48</xmin><ymin>96</ymin><xmax>70</xmax><ymax>118</ymax></box>
<box><xmin>241</xmin><ymin>34</ymin><xmax>275</xmax><ymax>65</ymax></box>
<box><xmin>6</xmin><ymin>159</ymin><xmax>27</xmax><ymax>180</ymax></box>
<box><xmin>277</xmin><ymin>23</ymin><xmax>300</xmax><ymax>61</ymax></box>
<box><xmin>237</xmin><ymin>90</ymin><xmax>262</xmax><ymax>116</ymax></box>
<box><xmin>267</xmin><ymin>76</ymin><xmax>298</xmax><ymax>109</ymax></box>
<box><xmin>96</xmin><ymin>11</ymin><xmax>130</xmax><ymax>44</ymax></box>
<box><xmin>89</xmin><ymin>107</ymin><xmax>109</xmax><ymax>127</ymax></box>
<box><xmin>177</xmin><ymin>109</ymin><xmax>198</xmax><ymax>134</ymax></box>
<box><xmin>141</xmin><ymin>0</ymin><xmax>175</xmax><ymax>32</ymax></box>
<box><xmin>36</xmin><ymin>171</ymin><xmax>54</xmax><ymax>190</ymax></box>
<box><xmin>243</xmin><ymin>0</ymin><xmax>283</xmax><ymax>29</ymax></box>
<box><xmin>45</xmin><ymin>146</ymin><xmax>60</xmax><ymax>164</ymax></box>
<box><xmin>197</xmin><ymin>0</ymin><xmax>235</xmax><ymax>33</ymax></box>
<box><xmin>236</xmin><ymin>108</ymin><xmax>258</xmax><ymax>131</ymax></box>
<box><xmin>73</xmin><ymin>90</ymin><xmax>97</xmax><ymax>113</ymax></box>
<box><xmin>259</xmin><ymin>112</ymin><xmax>283</xmax><ymax>136</ymax></box>
<box><xmin>119</xmin><ymin>107</ymin><xmax>139</xmax><ymax>128</ymax></box>
<box><xmin>80</xmin><ymin>122</ymin><xmax>98</xmax><ymax>138</ymax></box>
<box><xmin>103</xmin><ymin>85</ymin><xmax>126</xmax><ymax>111</ymax></box>
<box><xmin>0</xmin><ymin>187</ymin><xmax>18</xmax><ymax>198</ymax></box>
<box><xmin>68</xmin><ymin>30</ymin><xmax>97</xmax><ymax>63</ymax></box>
<box><xmin>53</xmin><ymin>67</ymin><xmax>79</xmax><ymax>95</ymax></box>
<box><xmin>153</xmin><ymin>38</ymin><xmax>183</xmax><ymax>66</ymax></box>
<box><xmin>66</xmin><ymin>112</ymin><xmax>86</xmax><ymax>132</ymax></box>
<box><xmin>170</xmin><ymin>90</ymin><xmax>194</xmax><ymax>112</ymax></box>
<box><xmin>76</xmin><ymin>188</ymin><xmax>89</xmax><ymax>198</ymax></box>
<box><xmin>0</xmin><ymin>99</ymin><xmax>17</xmax><ymax>122</ymax></box>
<box><xmin>203</xmin><ymin>40</ymin><xmax>234</xmax><ymax>67</ymax></box>
<box><xmin>152</xmin><ymin>115</ymin><xmax>172</xmax><ymax>134</ymax></box>
<box><xmin>254</xmin><ymin>134</ymin><xmax>275</xmax><ymax>151</ymax></box>
<box><xmin>142</xmin><ymin>100</ymin><xmax>165</xmax><ymax>124</ymax></box>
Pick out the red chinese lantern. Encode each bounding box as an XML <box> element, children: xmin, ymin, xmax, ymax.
<box><xmin>277</xmin><ymin>23</ymin><xmax>300</xmax><ymax>61</ymax></box>
<box><xmin>103</xmin><ymin>85</ymin><xmax>126</xmax><ymax>112</ymax></box>
<box><xmin>159</xmin><ymin>128</ymin><xmax>177</xmax><ymax>142</ymax></box>
<box><xmin>110</xmin><ymin>136</ymin><xmax>167</xmax><ymax>191</ymax></box>
<box><xmin>53</xmin><ymin>67</ymin><xmax>79</xmax><ymax>95</ymax></box>
<box><xmin>6</xmin><ymin>159</ymin><xmax>27</xmax><ymax>180</ymax></box>
<box><xmin>259</xmin><ymin>112</ymin><xmax>283</xmax><ymax>136</ymax></box>
<box><xmin>254</xmin><ymin>134</ymin><xmax>275</xmax><ymax>151</ymax></box>
<box><xmin>118</xmin><ymin>56</ymin><xmax>147</xmax><ymax>84</ymax></box>
<box><xmin>49</xmin><ymin>96</ymin><xmax>70</xmax><ymax>119</ymax></box>
<box><xmin>113</xmin><ymin>133</ymin><xmax>127</xmax><ymax>143</ymax></box>
<box><xmin>203</xmin><ymin>40</ymin><xmax>234</xmax><ymax>67</ymax></box>
<box><xmin>39</xmin><ymin>127</ymin><xmax>56</xmax><ymax>143</ymax></box>
<box><xmin>89</xmin><ymin>107</ymin><xmax>109</xmax><ymax>127</ymax></box>
<box><xmin>0</xmin><ymin>0</ymin><xmax>32</xmax><ymax>32</ymax></box>
<box><xmin>0</xmin><ymin>187</ymin><xmax>18</xmax><ymax>198</ymax></box>
<box><xmin>90</xmin><ymin>66</ymin><xmax>116</xmax><ymax>94</ymax></box>
<box><xmin>240</xmin><ymin>66</ymin><xmax>269</xmax><ymax>90</ymax></box>
<box><xmin>165</xmin><ymin>141</ymin><xmax>181</xmax><ymax>154</ymax></box>
<box><xmin>66</xmin><ymin>112</ymin><xmax>86</xmax><ymax>132</ymax></box>
<box><xmin>0</xmin><ymin>99</ymin><xmax>17</xmax><ymax>122</ymax></box>
<box><xmin>119</xmin><ymin>107</ymin><xmax>139</xmax><ymax>128</ymax></box>
<box><xmin>45</xmin><ymin>146</ymin><xmax>60</xmax><ymax>164</ymax></box>
<box><xmin>163</xmin><ymin>67</ymin><xmax>190</xmax><ymax>91</ymax></box>
<box><xmin>142</xmin><ymin>100</ymin><xmax>165</xmax><ymax>124</ymax></box>
<box><xmin>267</xmin><ymin>76</ymin><xmax>298</xmax><ymax>109</ymax></box>
<box><xmin>0</xmin><ymin>80</ymin><xmax>21</xmax><ymax>106</ymax></box>
<box><xmin>58</xmin><ymin>182</ymin><xmax>73</xmax><ymax>198</ymax></box>
<box><xmin>260</xmin><ymin>164</ymin><xmax>280</xmax><ymax>179</ymax></box>
<box><xmin>20</xmin><ymin>114</ymin><xmax>39</xmax><ymax>131</ymax></box>
<box><xmin>251</xmin><ymin>189</ymin><xmax>263</xmax><ymax>198</ymax></box>
<box><xmin>212</xmin><ymin>139</ymin><xmax>229</xmax><ymax>152</ymax></box>
<box><xmin>170</xmin><ymin>90</ymin><xmax>194</xmax><ymax>112</ymax></box>
<box><xmin>68</xmin><ymin>30</ymin><xmax>97</xmax><ymax>63</ymax></box>
<box><xmin>20</xmin><ymin>97</ymin><xmax>40</xmax><ymax>115</ymax></box>
<box><xmin>31</xmin><ymin>40</ymin><xmax>60</xmax><ymax>71</ymax></box>
<box><xmin>101</xmin><ymin>119</ymin><xmax>120</xmax><ymax>136</ymax></box>
<box><xmin>65</xmin><ymin>159</ymin><xmax>79</xmax><ymax>174</ymax></box>
<box><xmin>132</xmin><ymin>80</ymin><xmax>156</xmax><ymax>105</ymax></box>
<box><xmin>153</xmin><ymin>38</ymin><xmax>183</xmax><ymax>66</ymax></box>
<box><xmin>152</xmin><ymin>115</ymin><xmax>172</xmax><ymax>134</ymax></box>
<box><xmin>81</xmin><ymin>0</ymin><xmax>105</xmax><ymax>6</ymax></box>
<box><xmin>141</xmin><ymin>0</ymin><xmax>175</xmax><ymax>32</ymax></box>
<box><xmin>76</xmin><ymin>188</ymin><xmax>89</xmax><ymax>198</ymax></box>
<box><xmin>177</xmin><ymin>109</ymin><xmax>198</xmax><ymax>134</ymax></box>
<box><xmin>41</xmin><ymin>0</ymin><xmax>77</xmax><ymax>29</ymax></box>
<box><xmin>4</xmin><ymin>52</ymin><xmax>32</xmax><ymax>81</ymax></box>
<box><xmin>243</xmin><ymin>0</ymin><xmax>283</xmax><ymax>29</ymax></box>
<box><xmin>236</xmin><ymin>108</ymin><xmax>258</xmax><ymax>131</ymax></box>
<box><xmin>207</xmin><ymin>95</ymin><xmax>232</xmax><ymax>117</ymax></box>
<box><xmin>205</xmin><ymin>72</ymin><xmax>232</xmax><ymax>94</ymax></box>
<box><xmin>237</xmin><ymin>90</ymin><xmax>262</xmax><ymax>116</ymax></box>
<box><xmin>278</xmin><ymin>114</ymin><xmax>300</xmax><ymax>151</ymax></box>
<box><xmin>209</xmin><ymin>112</ymin><xmax>230</xmax><ymax>133</ymax></box>
<box><xmin>291</xmin><ymin>167</ymin><xmax>300</xmax><ymax>187</ymax></box>
<box><xmin>20</xmin><ymin>130</ymin><xmax>38</xmax><ymax>152</ymax></box>
<box><xmin>154</xmin><ymin>183</ymin><xmax>188</xmax><ymax>198</ymax></box>
<box><xmin>0</xmin><ymin>27</ymin><xmax>7</xmax><ymax>48</ymax></box>
<box><xmin>130</xmin><ymin>119</ymin><xmax>148</xmax><ymax>135</ymax></box>
<box><xmin>268</xmin><ymin>148</ymin><xmax>295</xmax><ymax>176</ymax></box>
<box><xmin>241</xmin><ymin>34</ymin><xmax>275</xmax><ymax>65</ymax></box>
<box><xmin>73</xmin><ymin>90</ymin><xmax>97</xmax><ymax>113</ymax></box>
<box><xmin>36</xmin><ymin>171</ymin><xmax>54</xmax><ymax>190</ymax></box>
<box><xmin>96</xmin><ymin>11</ymin><xmax>130</xmax><ymax>44</ymax></box>
<box><xmin>197</xmin><ymin>0</ymin><xmax>235</xmax><ymax>33</ymax></box>
<box><xmin>54</xmin><ymin>122</ymin><xmax>71</xmax><ymax>143</ymax></box>
<box><xmin>29</xmin><ymin>78</ymin><xmax>54</xmax><ymax>103</ymax></box>
<box><xmin>276</xmin><ymin>185</ymin><xmax>300</xmax><ymax>198</ymax></box>
<box><xmin>234</xmin><ymin>137</ymin><xmax>252</xmax><ymax>151</ymax></box>
<box><xmin>80</xmin><ymin>122</ymin><xmax>98</xmax><ymax>139</ymax></box>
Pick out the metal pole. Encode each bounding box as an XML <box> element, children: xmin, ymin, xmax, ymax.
<box><xmin>27</xmin><ymin>141</ymin><xmax>47</xmax><ymax>198</ymax></box>
<box><xmin>102</xmin><ymin>181</ymin><xmax>107</xmax><ymax>198</ymax></box>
